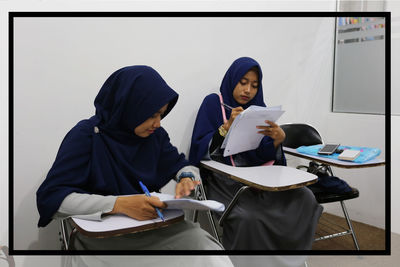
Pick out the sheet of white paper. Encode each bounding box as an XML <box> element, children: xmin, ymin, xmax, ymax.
<box><xmin>152</xmin><ymin>193</ymin><xmax>225</xmax><ymax>212</ymax></box>
<box><xmin>245</xmin><ymin>105</ymin><xmax>282</xmax><ymax>112</ymax></box>
<box><xmin>222</xmin><ymin>105</ymin><xmax>283</xmax><ymax>150</ymax></box>
<box><xmin>72</xmin><ymin>192</ymin><xmax>225</xmax><ymax>233</ymax></box>
<box><xmin>222</xmin><ymin>105</ymin><xmax>285</xmax><ymax>156</ymax></box>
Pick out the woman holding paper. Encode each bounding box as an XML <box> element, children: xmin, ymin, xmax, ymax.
<box><xmin>189</xmin><ymin>57</ymin><xmax>323</xmax><ymax>250</ymax></box>
<box><xmin>36</xmin><ymin>66</ymin><xmax>228</xmax><ymax>254</ymax></box>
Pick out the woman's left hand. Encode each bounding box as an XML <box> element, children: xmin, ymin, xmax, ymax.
<box><xmin>175</xmin><ymin>178</ymin><xmax>201</xmax><ymax>199</ymax></box>
<box><xmin>256</xmin><ymin>120</ymin><xmax>286</xmax><ymax>148</ymax></box>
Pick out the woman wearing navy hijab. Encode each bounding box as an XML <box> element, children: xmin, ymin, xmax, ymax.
<box><xmin>36</xmin><ymin>65</ymin><xmax>226</xmax><ymax>252</ymax></box>
<box><xmin>189</xmin><ymin>57</ymin><xmax>323</xmax><ymax>250</ymax></box>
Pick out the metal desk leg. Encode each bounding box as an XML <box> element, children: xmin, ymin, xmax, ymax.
<box><xmin>192</xmin><ymin>182</ymin><xmax>220</xmax><ymax>242</ymax></box>
<box><xmin>341</xmin><ymin>201</ymin><xmax>360</xmax><ymax>250</ymax></box>
<box><xmin>60</xmin><ymin>219</ymin><xmax>69</xmax><ymax>250</ymax></box>
<box><xmin>219</xmin><ymin>185</ymin><xmax>250</xmax><ymax>226</ymax></box>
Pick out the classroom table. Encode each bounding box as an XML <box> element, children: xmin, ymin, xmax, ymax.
<box><xmin>200</xmin><ymin>160</ymin><xmax>318</xmax><ymax>191</ymax></box>
<box><xmin>281</xmin><ymin>146</ymin><xmax>385</xmax><ymax>250</ymax></box>
<box><xmin>282</xmin><ymin>147</ymin><xmax>385</xmax><ymax>168</ymax></box>
<box><xmin>199</xmin><ymin>160</ymin><xmax>318</xmax><ymax>226</ymax></box>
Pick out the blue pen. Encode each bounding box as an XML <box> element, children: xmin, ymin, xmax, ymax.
<box><xmin>139</xmin><ymin>181</ymin><xmax>165</xmax><ymax>222</ymax></box>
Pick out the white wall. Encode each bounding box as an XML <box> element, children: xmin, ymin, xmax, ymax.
<box><xmin>12</xmin><ymin>16</ymin><xmax>344</xmax><ymax>250</ymax></box>
<box><xmin>12</xmin><ymin>16</ymin><xmax>347</xmax><ymax>250</ymax></box>
<box><xmin>2</xmin><ymin>0</ymin><xmax>399</xmax><ymax>265</ymax></box>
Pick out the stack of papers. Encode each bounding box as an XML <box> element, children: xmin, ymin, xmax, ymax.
<box><xmin>222</xmin><ymin>105</ymin><xmax>285</xmax><ymax>156</ymax></box>
<box><xmin>153</xmin><ymin>192</ymin><xmax>225</xmax><ymax>212</ymax></box>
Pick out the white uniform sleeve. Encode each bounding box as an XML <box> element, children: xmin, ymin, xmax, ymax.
<box><xmin>53</xmin><ymin>192</ymin><xmax>117</xmax><ymax>221</ymax></box>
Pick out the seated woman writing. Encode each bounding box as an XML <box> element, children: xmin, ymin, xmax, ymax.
<box><xmin>189</xmin><ymin>57</ymin><xmax>323</xmax><ymax>250</ymax></box>
<box><xmin>36</xmin><ymin>65</ymin><xmax>227</xmax><ymax>252</ymax></box>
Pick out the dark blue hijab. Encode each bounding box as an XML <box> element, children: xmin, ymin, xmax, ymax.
<box><xmin>219</xmin><ymin>57</ymin><xmax>265</xmax><ymax>109</ymax></box>
<box><xmin>189</xmin><ymin>57</ymin><xmax>277</xmax><ymax>166</ymax></box>
<box><xmin>37</xmin><ymin>66</ymin><xmax>188</xmax><ymax>227</ymax></box>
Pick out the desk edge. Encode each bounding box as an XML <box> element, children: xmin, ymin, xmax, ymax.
<box><xmin>200</xmin><ymin>162</ymin><xmax>317</xmax><ymax>191</ymax></box>
<box><xmin>283</xmin><ymin>148</ymin><xmax>385</xmax><ymax>168</ymax></box>
<box><xmin>70</xmin><ymin>214</ymin><xmax>185</xmax><ymax>238</ymax></box>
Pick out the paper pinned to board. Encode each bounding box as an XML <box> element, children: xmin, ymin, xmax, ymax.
<box><xmin>222</xmin><ymin>105</ymin><xmax>285</xmax><ymax>156</ymax></box>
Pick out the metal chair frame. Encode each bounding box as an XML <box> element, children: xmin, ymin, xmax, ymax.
<box><xmin>297</xmin><ymin>162</ymin><xmax>360</xmax><ymax>249</ymax></box>
<box><xmin>59</xmin><ymin>218</ymin><xmax>78</xmax><ymax>250</ymax></box>
<box><xmin>192</xmin><ymin>179</ymin><xmax>250</xmax><ymax>243</ymax></box>
<box><xmin>280</xmin><ymin>122</ymin><xmax>360</xmax><ymax>250</ymax></box>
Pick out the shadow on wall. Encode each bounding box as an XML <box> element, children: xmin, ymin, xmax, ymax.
<box><xmin>28</xmin><ymin>222</ymin><xmax>60</xmax><ymax>250</ymax></box>
<box><xmin>178</xmin><ymin>109</ymin><xmax>199</xmax><ymax>157</ymax></box>
<box><xmin>14</xmin><ymin>176</ymin><xmax>61</xmax><ymax>251</ymax></box>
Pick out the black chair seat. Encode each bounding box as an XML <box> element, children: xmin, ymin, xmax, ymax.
<box><xmin>310</xmin><ymin>187</ymin><xmax>359</xmax><ymax>204</ymax></box>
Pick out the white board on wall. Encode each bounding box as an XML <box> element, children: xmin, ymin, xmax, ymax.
<box><xmin>333</xmin><ymin>17</ymin><xmax>386</xmax><ymax>115</ymax></box>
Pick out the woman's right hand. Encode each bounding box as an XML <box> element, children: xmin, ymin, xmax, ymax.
<box><xmin>110</xmin><ymin>195</ymin><xmax>167</xmax><ymax>221</ymax></box>
<box><xmin>223</xmin><ymin>106</ymin><xmax>244</xmax><ymax>131</ymax></box>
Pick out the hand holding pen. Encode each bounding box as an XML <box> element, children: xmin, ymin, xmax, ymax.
<box><xmin>221</xmin><ymin>103</ymin><xmax>244</xmax><ymax>131</ymax></box>
<box><xmin>139</xmin><ymin>181</ymin><xmax>165</xmax><ymax>221</ymax></box>
<box><xmin>109</xmin><ymin>186</ymin><xmax>166</xmax><ymax>221</ymax></box>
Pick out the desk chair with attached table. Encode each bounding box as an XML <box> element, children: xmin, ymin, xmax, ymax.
<box><xmin>192</xmin><ymin>158</ymin><xmax>318</xmax><ymax>246</ymax></box>
<box><xmin>280</xmin><ymin>123</ymin><xmax>360</xmax><ymax>250</ymax></box>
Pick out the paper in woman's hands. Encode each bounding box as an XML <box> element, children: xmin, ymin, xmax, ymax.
<box><xmin>152</xmin><ymin>192</ymin><xmax>225</xmax><ymax>212</ymax></box>
<box><xmin>222</xmin><ymin>105</ymin><xmax>284</xmax><ymax>156</ymax></box>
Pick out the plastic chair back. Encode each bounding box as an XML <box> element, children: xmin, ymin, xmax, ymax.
<box><xmin>280</xmin><ymin>123</ymin><xmax>323</xmax><ymax>148</ymax></box>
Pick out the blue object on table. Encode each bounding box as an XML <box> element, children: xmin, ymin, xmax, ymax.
<box><xmin>139</xmin><ymin>181</ymin><xmax>165</xmax><ymax>222</ymax></box>
<box><xmin>297</xmin><ymin>145</ymin><xmax>381</xmax><ymax>163</ymax></box>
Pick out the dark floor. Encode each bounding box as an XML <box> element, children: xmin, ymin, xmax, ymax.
<box><xmin>312</xmin><ymin>212</ymin><xmax>385</xmax><ymax>250</ymax></box>
<box><xmin>193</xmin><ymin>210</ymin><xmax>386</xmax><ymax>251</ymax></box>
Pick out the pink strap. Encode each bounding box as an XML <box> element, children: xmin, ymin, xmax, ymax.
<box><xmin>218</xmin><ymin>94</ymin><xmax>274</xmax><ymax>166</ymax></box>
<box><xmin>219</xmin><ymin>94</ymin><xmax>228</xmax><ymax>123</ymax></box>
<box><xmin>262</xmin><ymin>160</ymin><xmax>275</xmax><ymax>166</ymax></box>
<box><xmin>218</xmin><ymin>94</ymin><xmax>235</xmax><ymax>166</ymax></box>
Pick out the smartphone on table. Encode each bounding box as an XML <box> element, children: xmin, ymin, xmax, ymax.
<box><xmin>318</xmin><ymin>144</ymin><xmax>340</xmax><ymax>155</ymax></box>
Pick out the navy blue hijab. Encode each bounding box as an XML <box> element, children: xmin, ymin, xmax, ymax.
<box><xmin>37</xmin><ymin>66</ymin><xmax>188</xmax><ymax>227</ymax></box>
<box><xmin>219</xmin><ymin>57</ymin><xmax>265</xmax><ymax>109</ymax></box>
<box><xmin>189</xmin><ymin>57</ymin><xmax>276</xmax><ymax>166</ymax></box>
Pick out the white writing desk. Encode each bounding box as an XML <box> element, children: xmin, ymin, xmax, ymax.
<box><xmin>199</xmin><ymin>160</ymin><xmax>318</xmax><ymax>226</ymax></box>
<box><xmin>200</xmin><ymin>160</ymin><xmax>318</xmax><ymax>191</ymax></box>
<box><xmin>68</xmin><ymin>193</ymin><xmax>224</xmax><ymax>240</ymax></box>
<box><xmin>283</xmin><ymin>147</ymin><xmax>385</xmax><ymax>169</ymax></box>
<box><xmin>70</xmin><ymin>210</ymin><xmax>185</xmax><ymax>238</ymax></box>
